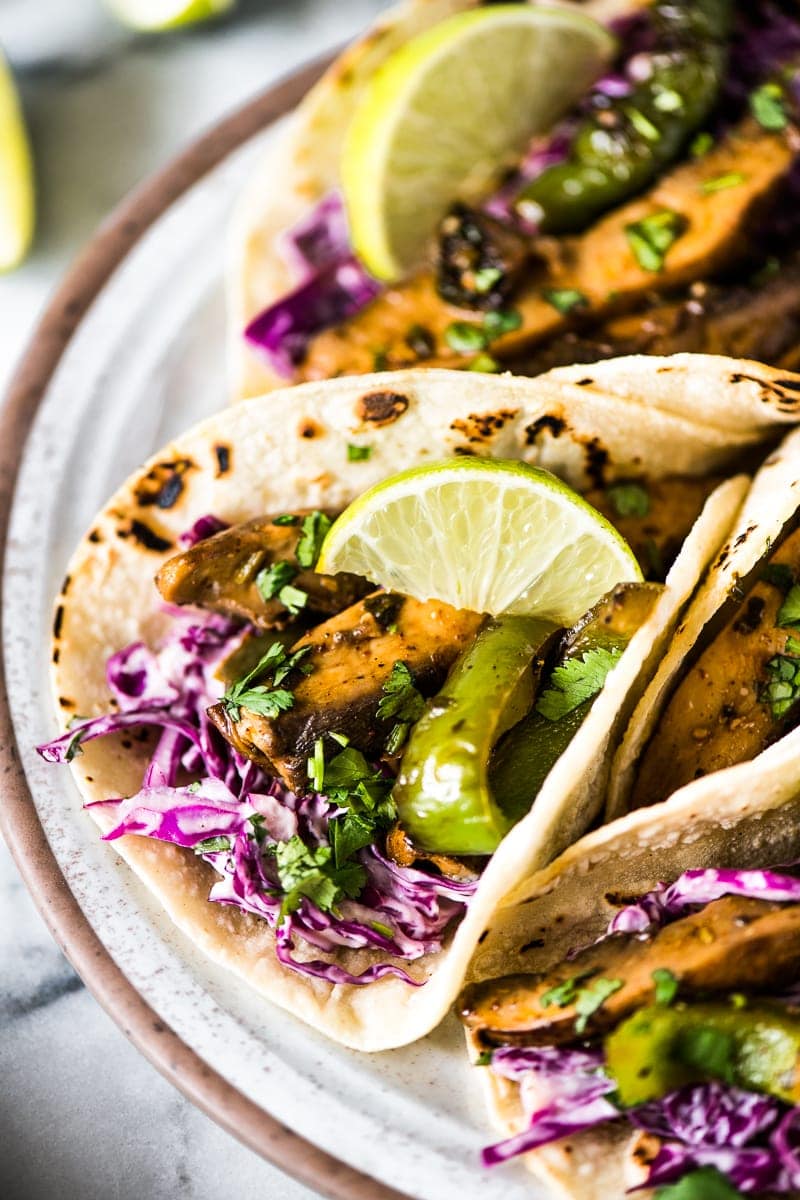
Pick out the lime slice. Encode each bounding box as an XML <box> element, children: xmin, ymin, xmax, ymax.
<box><xmin>317</xmin><ymin>459</ymin><xmax>641</xmax><ymax>624</ymax></box>
<box><xmin>342</xmin><ymin>4</ymin><xmax>615</xmax><ymax>281</ymax></box>
<box><xmin>0</xmin><ymin>52</ymin><xmax>33</xmax><ymax>272</ymax></box>
<box><xmin>103</xmin><ymin>0</ymin><xmax>233</xmax><ymax>32</ymax></box>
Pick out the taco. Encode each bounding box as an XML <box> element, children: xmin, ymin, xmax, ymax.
<box><xmin>230</xmin><ymin>0</ymin><xmax>800</xmax><ymax>399</ymax></box>
<box><xmin>36</xmin><ymin>360</ymin><xmax>796</xmax><ymax>1051</ymax></box>
<box><xmin>459</xmin><ymin>727</ymin><xmax>800</xmax><ymax>1199</ymax></box>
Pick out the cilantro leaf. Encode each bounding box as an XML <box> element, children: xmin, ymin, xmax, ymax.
<box><xmin>573</xmin><ymin>977</ymin><xmax>623</xmax><ymax>1035</ymax></box>
<box><xmin>762</xmin><ymin>562</ymin><xmax>794</xmax><ymax>593</ymax></box>
<box><xmin>444</xmin><ymin>321</ymin><xmax>488</xmax><ymax>354</ymax></box>
<box><xmin>221</xmin><ymin>641</ymin><xmax>311</xmax><ymax>721</ymax></box>
<box><xmin>656</xmin><ymin>1169</ymin><xmax>744</xmax><ymax>1200</ymax></box>
<box><xmin>542</xmin><ymin>288</ymin><xmax>588</xmax><ymax>315</ymax></box>
<box><xmin>306</xmin><ymin>740</ymin><xmax>396</xmax><ymax>867</ymax></box>
<box><xmin>536</xmin><ymin>646</ymin><xmax>622</xmax><ymax>722</ymax></box>
<box><xmin>271</xmin><ymin>836</ymin><xmax>367</xmax><ymax>921</ymax></box>
<box><xmin>606</xmin><ymin>482</ymin><xmax>650</xmax><ymax>519</ymax></box>
<box><xmin>229</xmin><ymin>686</ymin><xmax>294</xmax><ymax>719</ymax></box>
<box><xmin>474</xmin><ymin>1050</ymin><xmax>494</xmax><ymax>1067</ymax></box>
<box><xmin>473</xmin><ymin>267</ymin><xmax>503</xmax><ymax>295</ymax></box>
<box><xmin>273</xmin><ymin>513</ymin><xmax>300</xmax><ymax>526</ymax></box>
<box><xmin>541</xmin><ymin>971</ymin><xmax>594</xmax><ymax>1009</ymax></box>
<box><xmin>194</xmin><ymin>836</ymin><xmax>232</xmax><ymax>855</ymax></box>
<box><xmin>296</xmin><ymin>510</ymin><xmax>332</xmax><ymax>569</ymax></box>
<box><xmin>652</xmin><ymin>967</ymin><xmax>679</xmax><ymax>1007</ymax></box>
<box><xmin>750</xmin><ymin>81</ymin><xmax>788</xmax><ymax>131</ymax></box>
<box><xmin>483</xmin><ymin>308</ymin><xmax>522</xmax><ymax>340</ymax></box>
<box><xmin>256</xmin><ymin>559</ymin><xmax>297</xmax><ymax>601</ymax></box>
<box><xmin>377</xmin><ymin>661</ymin><xmax>426</xmax><ymax>752</ymax></box>
<box><xmin>761</xmin><ymin>638</ymin><xmax>800</xmax><ymax>719</ymax></box>
<box><xmin>278</xmin><ymin>584</ymin><xmax>308</xmax><ymax>616</ymax></box>
<box><xmin>690</xmin><ymin>131</ymin><xmax>714</xmax><ymax>158</ymax></box>
<box><xmin>626</xmin><ymin>210</ymin><xmax>687</xmax><ymax>272</ymax></box>
<box><xmin>777</xmin><ymin>583</ymin><xmax>800</xmax><ymax>628</ymax></box>
<box><xmin>347</xmin><ymin>443</ymin><xmax>372</xmax><ymax>462</ymax></box>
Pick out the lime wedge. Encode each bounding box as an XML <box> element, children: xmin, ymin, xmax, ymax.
<box><xmin>103</xmin><ymin>0</ymin><xmax>233</xmax><ymax>31</ymax></box>
<box><xmin>317</xmin><ymin>459</ymin><xmax>641</xmax><ymax>624</ymax></box>
<box><xmin>0</xmin><ymin>52</ymin><xmax>33</xmax><ymax>272</ymax></box>
<box><xmin>342</xmin><ymin>4</ymin><xmax>615</xmax><ymax>281</ymax></box>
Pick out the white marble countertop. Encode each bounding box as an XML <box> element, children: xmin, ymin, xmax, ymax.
<box><xmin>0</xmin><ymin>3</ymin><xmax>389</xmax><ymax>1197</ymax></box>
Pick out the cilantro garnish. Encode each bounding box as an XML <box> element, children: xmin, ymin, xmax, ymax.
<box><xmin>278</xmin><ymin>584</ymin><xmax>308</xmax><ymax>616</ymax></box>
<box><xmin>574</xmin><ymin>977</ymin><xmax>623</xmax><ymax>1034</ymax></box>
<box><xmin>761</xmin><ymin>636</ymin><xmax>800</xmax><ymax>719</ymax></box>
<box><xmin>270</xmin><ymin>835</ymin><xmax>367</xmax><ymax>921</ymax></box>
<box><xmin>256</xmin><ymin>559</ymin><xmax>297</xmax><ymax>601</ymax></box>
<box><xmin>483</xmin><ymin>308</ymin><xmax>522</xmax><ymax>340</ymax></box>
<box><xmin>625</xmin><ymin>210</ymin><xmax>687</xmax><ymax>273</ymax></box>
<box><xmin>473</xmin><ymin>266</ymin><xmax>503</xmax><ymax>294</ymax></box>
<box><xmin>194</xmin><ymin>836</ymin><xmax>231</xmax><ymax>855</ymax></box>
<box><xmin>306</xmin><ymin>739</ymin><xmax>397</xmax><ymax>869</ymax></box>
<box><xmin>626</xmin><ymin>105</ymin><xmax>660</xmax><ymax>142</ymax></box>
<box><xmin>655</xmin><ymin>1168</ymin><xmax>744</xmax><ymax>1200</ymax></box>
<box><xmin>690</xmin><ymin>131</ymin><xmax>714</xmax><ymax>158</ymax></box>
<box><xmin>296</xmin><ymin>511</ymin><xmax>332</xmax><ymax>569</ymax></box>
<box><xmin>221</xmin><ymin>642</ymin><xmax>312</xmax><ymax>721</ymax></box>
<box><xmin>606</xmin><ymin>481</ymin><xmax>650</xmax><ymax>519</ymax></box>
<box><xmin>541</xmin><ymin>970</ymin><xmax>594</xmax><ymax>1009</ymax></box>
<box><xmin>536</xmin><ymin>646</ymin><xmax>622</xmax><ymax>722</ymax></box>
<box><xmin>777</xmin><ymin>584</ymin><xmax>800</xmax><ymax>628</ymax></box>
<box><xmin>468</xmin><ymin>353</ymin><xmax>501</xmax><ymax>374</ymax></box>
<box><xmin>750</xmin><ymin>81</ymin><xmax>788</xmax><ymax>131</ymax></box>
<box><xmin>377</xmin><ymin>661</ymin><xmax>426</xmax><ymax>754</ymax></box>
<box><xmin>652</xmin><ymin>967</ymin><xmax>679</xmax><ymax>1007</ymax></box>
<box><xmin>273</xmin><ymin>513</ymin><xmax>300</xmax><ymax>527</ymax></box>
<box><xmin>347</xmin><ymin>443</ymin><xmax>372</xmax><ymax>462</ymax></box>
<box><xmin>445</xmin><ymin>321</ymin><xmax>487</xmax><ymax>354</ymax></box>
<box><xmin>64</xmin><ymin>726</ymin><xmax>87</xmax><ymax>762</ymax></box>
<box><xmin>701</xmin><ymin>172</ymin><xmax>746</xmax><ymax>195</ymax></box>
<box><xmin>762</xmin><ymin>562</ymin><xmax>794</xmax><ymax>593</ymax></box>
<box><xmin>474</xmin><ymin>1050</ymin><xmax>494</xmax><ymax>1067</ymax></box>
<box><xmin>542</xmin><ymin>288</ymin><xmax>588</xmax><ymax>315</ymax></box>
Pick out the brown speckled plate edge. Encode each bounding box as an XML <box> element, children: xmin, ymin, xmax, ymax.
<box><xmin>0</xmin><ymin>52</ymin><xmax>412</xmax><ymax>1200</ymax></box>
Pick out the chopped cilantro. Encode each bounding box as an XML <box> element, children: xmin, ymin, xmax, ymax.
<box><xmin>296</xmin><ymin>510</ymin><xmax>332</xmax><ymax>569</ymax></box>
<box><xmin>690</xmin><ymin>131</ymin><xmax>714</xmax><ymax>158</ymax></box>
<box><xmin>306</xmin><ymin>740</ymin><xmax>396</xmax><ymax>869</ymax></box>
<box><xmin>652</xmin><ymin>967</ymin><xmax>679</xmax><ymax>1007</ymax></box>
<box><xmin>541</xmin><ymin>971</ymin><xmax>593</xmax><ymax>1009</ymax></box>
<box><xmin>278</xmin><ymin>584</ymin><xmax>308</xmax><ymax>616</ymax></box>
<box><xmin>701</xmin><ymin>172</ymin><xmax>746</xmax><ymax>194</ymax></box>
<box><xmin>574</xmin><ymin>977</ymin><xmax>623</xmax><ymax>1035</ymax></box>
<box><xmin>221</xmin><ymin>642</ymin><xmax>312</xmax><ymax>721</ymax></box>
<box><xmin>347</xmin><ymin>443</ymin><xmax>372</xmax><ymax>462</ymax></box>
<box><xmin>483</xmin><ymin>308</ymin><xmax>522</xmax><ymax>340</ymax></box>
<box><xmin>536</xmin><ymin>646</ymin><xmax>622</xmax><ymax>722</ymax></box>
<box><xmin>445</xmin><ymin>321</ymin><xmax>488</xmax><ymax>353</ymax></box>
<box><xmin>542</xmin><ymin>288</ymin><xmax>588</xmax><ymax>315</ymax></box>
<box><xmin>307</xmin><ymin>736</ymin><xmax>326</xmax><ymax>792</ymax></box>
<box><xmin>273</xmin><ymin>513</ymin><xmax>299</xmax><ymax>526</ymax></box>
<box><xmin>606</xmin><ymin>481</ymin><xmax>650</xmax><ymax>519</ymax></box>
<box><xmin>475</xmin><ymin>1050</ymin><xmax>494</xmax><ymax>1067</ymax></box>
<box><xmin>777</xmin><ymin>584</ymin><xmax>800</xmax><ymax>628</ymax></box>
<box><xmin>626</xmin><ymin>105</ymin><xmax>660</xmax><ymax>142</ymax></box>
<box><xmin>656</xmin><ymin>1168</ymin><xmax>744</xmax><ymax>1200</ymax></box>
<box><xmin>256</xmin><ymin>559</ymin><xmax>297</xmax><ymax>601</ymax></box>
<box><xmin>194</xmin><ymin>836</ymin><xmax>231</xmax><ymax>855</ymax></box>
<box><xmin>473</xmin><ymin>266</ymin><xmax>503</xmax><ymax>294</ymax></box>
<box><xmin>762</xmin><ymin>562</ymin><xmax>794</xmax><ymax>593</ymax></box>
<box><xmin>468</xmin><ymin>353</ymin><xmax>501</xmax><ymax>373</ymax></box>
<box><xmin>750</xmin><ymin>81</ymin><xmax>788</xmax><ymax>131</ymax></box>
<box><xmin>270</xmin><ymin>835</ymin><xmax>367</xmax><ymax>921</ymax></box>
<box><xmin>761</xmin><ymin>636</ymin><xmax>800</xmax><ymax>718</ymax></box>
<box><xmin>378</xmin><ymin>661</ymin><xmax>426</xmax><ymax>753</ymax></box>
<box><xmin>625</xmin><ymin>210</ymin><xmax>687</xmax><ymax>272</ymax></box>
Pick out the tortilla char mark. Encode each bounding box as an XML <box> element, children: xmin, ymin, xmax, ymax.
<box><xmin>208</xmin><ymin>593</ymin><xmax>484</xmax><ymax>793</ymax></box>
<box><xmin>133</xmin><ymin>457</ymin><xmax>196</xmax><ymax>511</ymax></box>
<box><xmin>631</xmin><ymin>524</ymin><xmax>800</xmax><ymax>809</ymax></box>
<box><xmin>355</xmin><ymin>390</ymin><xmax>409</xmax><ymax>426</ymax></box>
<box><xmin>460</xmin><ymin>896</ymin><xmax>800</xmax><ymax>1047</ymax></box>
<box><xmin>297</xmin><ymin>118</ymin><xmax>794</xmax><ymax>380</ymax></box>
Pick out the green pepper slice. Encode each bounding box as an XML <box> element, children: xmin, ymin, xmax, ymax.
<box><xmin>606</xmin><ymin>1000</ymin><xmax>800</xmax><ymax>1107</ymax></box>
<box><xmin>392</xmin><ymin>616</ymin><xmax>557</xmax><ymax>855</ymax></box>
<box><xmin>516</xmin><ymin>0</ymin><xmax>733</xmax><ymax>234</ymax></box>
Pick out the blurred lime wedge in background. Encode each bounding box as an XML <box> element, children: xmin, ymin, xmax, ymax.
<box><xmin>104</xmin><ymin>0</ymin><xmax>234</xmax><ymax>32</ymax></box>
<box><xmin>342</xmin><ymin>4</ymin><xmax>615</xmax><ymax>281</ymax></box>
<box><xmin>317</xmin><ymin>458</ymin><xmax>641</xmax><ymax>624</ymax></box>
<box><xmin>0</xmin><ymin>50</ymin><xmax>34</xmax><ymax>273</ymax></box>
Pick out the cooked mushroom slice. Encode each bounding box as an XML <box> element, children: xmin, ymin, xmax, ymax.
<box><xmin>460</xmin><ymin>895</ymin><xmax>800</xmax><ymax>1047</ymax></box>
<box><xmin>631</xmin><ymin>525</ymin><xmax>800</xmax><ymax>809</ymax></box>
<box><xmin>156</xmin><ymin>513</ymin><xmax>369</xmax><ymax>628</ymax></box>
<box><xmin>208</xmin><ymin>593</ymin><xmax>484</xmax><ymax>793</ymax></box>
<box><xmin>298</xmin><ymin>119</ymin><xmax>794</xmax><ymax>380</ymax></box>
<box><xmin>586</xmin><ymin>475</ymin><xmax>724</xmax><ymax>581</ymax></box>
<box><xmin>385</xmin><ymin>824</ymin><xmax>482</xmax><ymax>882</ymax></box>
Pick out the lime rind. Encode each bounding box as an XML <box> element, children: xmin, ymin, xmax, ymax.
<box><xmin>103</xmin><ymin>0</ymin><xmax>233</xmax><ymax>31</ymax></box>
<box><xmin>0</xmin><ymin>52</ymin><xmax>34</xmax><ymax>273</ymax></box>
<box><xmin>342</xmin><ymin>4</ymin><xmax>615</xmax><ymax>280</ymax></box>
<box><xmin>317</xmin><ymin>458</ymin><xmax>642</xmax><ymax>624</ymax></box>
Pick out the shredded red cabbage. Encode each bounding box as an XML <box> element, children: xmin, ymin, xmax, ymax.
<box><xmin>178</xmin><ymin>514</ymin><xmax>229</xmax><ymax>548</ymax></box>
<box><xmin>38</xmin><ymin>592</ymin><xmax>473</xmax><ymax>986</ymax></box>
<box><xmin>278</xmin><ymin>190</ymin><xmax>351</xmax><ymax>280</ymax></box>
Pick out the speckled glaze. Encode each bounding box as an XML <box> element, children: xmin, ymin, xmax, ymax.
<box><xmin>0</xmin><ymin>60</ymin><xmax>536</xmax><ymax>1200</ymax></box>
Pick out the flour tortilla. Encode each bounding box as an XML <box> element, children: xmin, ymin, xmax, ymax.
<box><xmin>227</xmin><ymin>0</ymin><xmax>646</xmax><ymax>400</ymax></box>
<box><xmin>51</xmin><ymin>361</ymin><xmax>785</xmax><ymax>1050</ymax></box>
<box><xmin>466</xmin><ymin>725</ymin><xmax>800</xmax><ymax>1199</ymax></box>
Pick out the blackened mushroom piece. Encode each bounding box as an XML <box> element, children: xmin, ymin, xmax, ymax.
<box><xmin>460</xmin><ymin>895</ymin><xmax>800</xmax><ymax>1047</ymax></box>
<box><xmin>208</xmin><ymin>592</ymin><xmax>484</xmax><ymax>793</ymax></box>
<box><xmin>435</xmin><ymin>202</ymin><xmax>530</xmax><ymax>310</ymax></box>
<box><xmin>155</xmin><ymin>512</ymin><xmax>370</xmax><ymax>628</ymax></box>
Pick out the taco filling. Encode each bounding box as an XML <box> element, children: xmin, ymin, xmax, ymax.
<box><xmin>242</xmin><ymin>0</ymin><xmax>800</xmax><ymax>385</ymax></box>
<box><xmin>460</xmin><ymin>864</ymin><xmax>800</xmax><ymax>1196</ymax></box>
<box><xmin>37</xmin><ymin>463</ymin><xmax>690</xmax><ymax>987</ymax></box>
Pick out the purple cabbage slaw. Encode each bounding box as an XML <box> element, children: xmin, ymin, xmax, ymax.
<box><xmin>480</xmin><ymin>865</ymin><xmax>800</xmax><ymax>1193</ymax></box>
<box><xmin>38</xmin><ymin>530</ymin><xmax>475</xmax><ymax>987</ymax></box>
<box><xmin>244</xmin><ymin>2</ymin><xmax>800</xmax><ymax>378</ymax></box>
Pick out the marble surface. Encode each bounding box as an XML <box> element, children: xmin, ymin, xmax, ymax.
<box><xmin>0</xmin><ymin>3</ymin><xmax>389</xmax><ymax>1198</ymax></box>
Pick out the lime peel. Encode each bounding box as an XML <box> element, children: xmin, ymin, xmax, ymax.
<box><xmin>103</xmin><ymin>0</ymin><xmax>234</xmax><ymax>32</ymax></box>
<box><xmin>0</xmin><ymin>51</ymin><xmax>34</xmax><ymax>273</ymax></box>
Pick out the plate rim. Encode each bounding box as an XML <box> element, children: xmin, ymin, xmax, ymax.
<box><xmin>0</xmin><ymin>50</ymin><xmax>413</xmax><ymax>1200</ymax></box>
